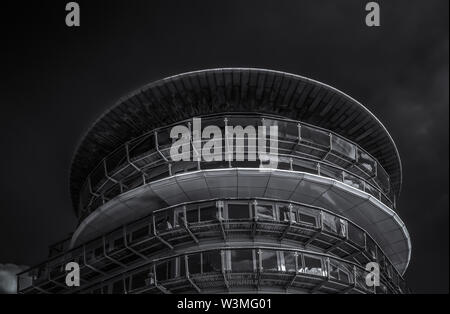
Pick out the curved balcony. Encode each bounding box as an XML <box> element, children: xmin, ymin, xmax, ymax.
<box><xmin>17</xmin><ymin>198</ymin><xmax>407</xmax><ymax>294</ymax></box>
<box><xmin>77</xmin><ymin>113</ymin><xmax>395</xmax><ymax>218</ymax></box>
<box><xmin>19</xmin><ymin>246</ymin><xmax>404</xmax><ymax>294</ymax></box>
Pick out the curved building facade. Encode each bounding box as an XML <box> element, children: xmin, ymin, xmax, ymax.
<box><xmin>18</xmin><ymin>68</ymin><xmax>410</xmax><ymax>294</ymax></box>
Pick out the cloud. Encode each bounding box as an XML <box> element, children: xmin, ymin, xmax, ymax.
<box><xmin>0</xmin><ymin>264</ymin><xmax>28</xmax><ymax>294</ymax></box>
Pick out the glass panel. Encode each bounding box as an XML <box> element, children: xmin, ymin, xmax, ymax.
<box><xmin>295</xmin><ymin>206</ymin><xmax>318</xmax><ymax>227</ymax></box>
<box><xmin>166</xmin><ymin>258</ymin><xmax>177</xmax><ymax>279</ymax></box>
<box><xmin>154</xmin><ymin>211</ymin><xmax>174</xmax><ymax>232</ymax></box>
<box><xmin>155</xmin><ymin>262</ymin><xmax>168</xmax><ymax>281</ymax></box>
<box><xmin>227</xmin><ymin>203</ymin><xmax>250</xmax><ymax>219</ymax></box>
<box><xmin>331</xmin><ymin>135</ymin><xmax>356</xmax><ymax>160</ymax></box>
<box><xmin>301</xmin><ymin>125</ymin><xmax>330</xmax><ymax>147</ymax></box>
<box><xmin>320</xmin><ymin>164</ymin><xmax>343</xmax><ymax>180</ymax></box>
<box><xmin>280</xmin><ymin>121</ymin><xmax>299</xmax><ymax>141</ymax></box>
<box><xmin>348</xmin><ymin>223</ymin><xmax>365</xmax><ymax>248</ymax></box>
<box><xmin>322</xmin><ymin>212</ymin><xmax>347</xmax><ymax>238</ymax></box>
<box><xmin>365</xmin><ymin>183</ymin><xmax>380</xmax><ymax>198</ymax></box>
<box><xmin>261</xmin><ymin>250</ymin><xmax>279</xmax><ymax>271</ymax></box>
<box><xmin>231</xmin><ymin>250</ymin><xmax>254</xmax><ymax>272</ymax></box>
<box><xmin>376</xmin><ymin>164</ymin><xmax>390</xmax><ymax>193</ymax></box>
<box><xmin>322</xmin><ymin>211</ymin><xmax>338</xmax><ymax>234</ymax></box>
<box><xmin>279</xmin><ymin>205</ymin><xmax>295</xmax><ymax>222</ymax></box>
<box><xmin>200</xmin><ymin>205</ymin><xmax>218</xmax><ymax>221</ymax></box>
<box><xmin>356</xmin><ymin>149</ymin><xmax>376</xmax><ymax>176</ymax></box>
<box><xmin>302</xmin><ymin>255</ymin><xmax>325</xmax><ymax>276</ymax></box>
<box><xmin>283</xmin><ymin>252</ymin><xmax>297</xmax><ymax>273</ymax></box>
<box><xmin>188</xmin><ymin>254</ymin><xmax>201</xmax><ymax>274</ymax></box>
<box><xmin>202</xmin><ymin>251</ymin><xmax>221</xmax><ymax>273</ymax></box>
<box><xmin>255</xmin><ymin>204</ymin><xmax>275</xmax><ymax>220</ymax></box>
<box><xmin>343</xmin><ymin>172</ymin><xmax>364</xmax><ymax>190</ymax></box>
<box><xmin>329</xmin><ymin>260</ymin><xmax>351</xmax><ymax>283</ymax></box>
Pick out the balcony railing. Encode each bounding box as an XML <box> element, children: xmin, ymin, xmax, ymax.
<box><xmin>18</xmin><ymin>198</ymin><xmax>406</xmax><ymax>294</ymax></box>
<box><xmin>77</xmin><ymin>113</ymin><xmax>395</xmax><ymax>216</ymax></box>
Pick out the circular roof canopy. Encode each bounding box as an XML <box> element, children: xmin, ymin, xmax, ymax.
<box><xmin>70</xmin><ymin>68</ymin><xmax>402</xmax><ymax>213</ymax></box>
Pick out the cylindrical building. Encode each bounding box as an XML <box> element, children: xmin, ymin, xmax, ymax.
<box><xmin>18</xmin><ymin>68</ymin><xmax>411</xmax><ymax>294</ymax></box>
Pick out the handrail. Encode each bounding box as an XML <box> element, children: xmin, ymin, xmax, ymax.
<box><xmin>17</xmin><ymin>197</ymin><xmax>405</xmax><ymax>292</ymax></box>
<box><xmin>79</xmin><ymin>150</ymin><xmax>394</xmax><ymax>218</ymax></box>
<box><xmin>77</xmin><ymin>113</ymin><xmax>393</xmax><ymax>211</ymax></box>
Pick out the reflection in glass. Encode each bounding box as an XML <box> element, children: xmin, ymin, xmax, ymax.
<box><xmin>255</xmin><ymin>204</ymin><xmax>275</xmax><ymax>220</ymax></box>
<box><xmin>230</xmin><ymin>250</ymin><xmax>254</xmax><ymax>272</ymax></box>
<box><xmin>302</xmin><ymin>255</ymin><xmax>325</xmax><ymax>277</ymax></box>
<box><xmin>283</xmin><ymin>252</ymin><xmax>297</xmax><ymax>272</ymax></box>
<box><xmin>260</xmin><ymin>250</ymin><xmax>279</xmax><ymax>271</ymax></box>
<box><xmin>331</xmin><ymin>135</ymin><xmax>356</xmax><ymax>160</ymax></box>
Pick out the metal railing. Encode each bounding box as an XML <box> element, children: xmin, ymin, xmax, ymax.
<box><xmin>18</xmin><ymin>198</ymin><xmax>406</xmax><ymax>294</ymax></box>
<box><xmin>77</xmin><ymin>113</ymin><xmax>395</xmax><ymax>217</ymax></box>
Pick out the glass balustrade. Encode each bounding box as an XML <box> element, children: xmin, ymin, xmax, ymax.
<box><xmin>77</xmin><ymin>114</ymin><xmax>395</xmax><ymax>216</ymax></box>
<box><xmin>18</xmin><ymin>198</ymin><xmax>406</xmax><ymax>294</ymax></box>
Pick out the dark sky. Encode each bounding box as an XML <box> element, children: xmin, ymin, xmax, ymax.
<box><xmin>0</xmin><ymin>0</ymin><xmax>448</xmax><ymax>293</ymax></box>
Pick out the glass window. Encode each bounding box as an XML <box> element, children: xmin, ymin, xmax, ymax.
<box><xmin>322</xmin><ymin>212</ymin><xmax>338</xmax><ymax>234</ymax></box>
<box><xmin>202</xmin><ymin>251</ymin><xmax>221</xmax><ymax>273</ymax></box>
<box><xmin>329</xmin><ymin>260</ymin><xmax>351</xmax><ymax>284</ymax></box>
<box><xmin>200</xmin><ymin>205</ymin><xmax>217</xmax><ymax>221</ymax></box>
<box><xmin>279</xmin><ymin>205</ymin><xmax>296</xmax><ymax>222</ymax></box>
<box><xmin>154</xmin><ymin>211</ymin><xmax>173</xmax><ymax>232</ymax></box>
<box><xmin>283</xmin><ymin>252</ymin><xmax>297</xmax><ymax>273</ymax></box>
<box><xmin>302</xmin><ymin>255</ymin><xmax>324</xmax><ymax>277</ymax></box>
<box><xmin>155</xmin><ymin>262</ymin><xmax>168</xmax><ymax>281</ymax></box>
<box><xmin>348</xmin><ymin>223</ymin><xmax>365</xmax><ymax>248</ymax></box>
<box><xmin>322</xmin><ymin>212</ymin><xmax>347</xmax><ymax>238</ymax></box>
<box><xmin>260</xmin><ymin>250</ymin><xmax>279</xmax><ymax>271</ymax></box>
<box><xmin>230</xmin><ymin>250</ymin><xmax>254</xmax><ymax>272</ymax></box>
<box><xmin>188</xmin><ymin>253</ymin><xmax>201</xmax><ymax>274</ymax></box>
<box><xmin>331</xmin><ymin>135</ymin><xmax>356</xmax><ymax>160</ymax></box>
<box><xmin>295</xmin><ymin>206</ymin><xmax>318</xmax><ymax>226</ymax></box>
<box><xmin>227</xmin><ymin>203</ymin><xmax>250</xmax><ymax>219</ymax></box>
<box><xmin>166</xmin><ymin>258</ymin><xmax>177</xmax><ymax>279</ymax></box>
<box><xmin>255</xmin><ymin>204</ymin><xmax>275</xmax><ymax>220</ymax></box>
